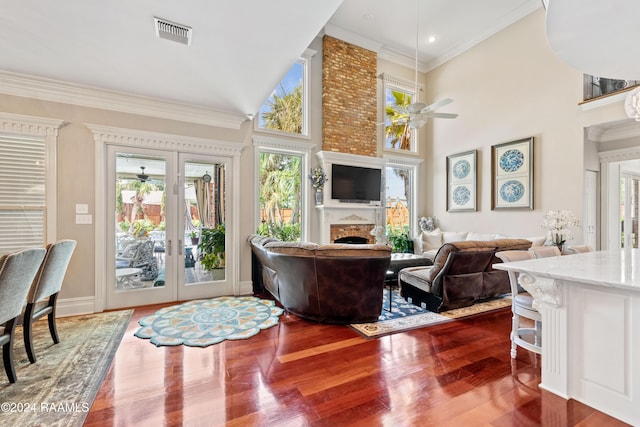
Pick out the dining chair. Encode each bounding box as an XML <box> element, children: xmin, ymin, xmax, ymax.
<box><xmin>0</xmin><ymin>247</ymin><xmax>47</xmax><ymax>383</ymax></box>
<box><xmin>495</xmin><ymin>250</ymin><xmax>541</xmax><ymax>359</ymax></box>
<box><xmin>23</xmin><ymin>240</ymin><xmax>77</xmax><ymax>363</ymax></box>
<box><xmin>528</xmin><ymin>245</ymin><xmax>561</xmax><ymax>258</ymax></box>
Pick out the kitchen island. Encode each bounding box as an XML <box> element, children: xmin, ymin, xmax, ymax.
<box><xmin>494</xmin><ymin>249</ymin><xmax>639</xmax><ymax>425</ymax></box>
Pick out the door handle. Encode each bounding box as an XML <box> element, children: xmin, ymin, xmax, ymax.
<box><xmin>167</xmin><ymin>240</ymin><xmax>172</xmax><ymax>256</ymax></box>
<box><xmin>179</xmin><ymin>239</ymin><xmax>183</xmax><ymax>255</ymax></box>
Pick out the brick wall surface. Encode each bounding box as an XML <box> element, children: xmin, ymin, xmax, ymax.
<box><xmin>330</xmin><ymin>224</ymin><xmax>375</xmax><ymax>244</ymax></box>
<box><xmin>322</xmin><ymin>36</ymin><xmax>377</xmax><ymax>157</ymax></box>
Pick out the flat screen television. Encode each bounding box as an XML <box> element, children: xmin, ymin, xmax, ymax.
<box><xmin>331</xmin><ymin>164</ymin><xmax>381</xmax><ymax>203</ymax></box>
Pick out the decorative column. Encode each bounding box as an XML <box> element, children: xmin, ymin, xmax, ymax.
<box><xmin>518</xmin><ymin>274</ymin><xmax>570</xmax><ymax>398</ymax></box>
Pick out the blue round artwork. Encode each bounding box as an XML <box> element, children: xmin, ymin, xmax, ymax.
<box><xmin>499</xmin><ymin>180</ymin><xmax>525</xmax><ymax>203</ymax></box>
<box><xmin>452</xmin><ymin>160</ymin><xmax>470</xmax><ymax>179</ymax></box>
<box><xmin>452</xmin><ymin>186</ymin><xmax>471</xmax><ymax>205</ymax></box>
<box><xmin>499</xmin><ymin>149</ymin><xmax>524</xmax><ymax>173</ymax></box>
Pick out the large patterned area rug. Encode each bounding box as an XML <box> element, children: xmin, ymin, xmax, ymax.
<box><xmin>134</xmin><ymin>296</ymin><xmax>284</xmax><ymax>347</ymax></box>
<box><xmin>350</xmin><ymin>291</ymin><xmax>511</xmax><ymax>338</ymax></box>
<box><xmin>0</xmin><ymin>310</ymin><xmax>132</xmax><ymax>427</ymax></box>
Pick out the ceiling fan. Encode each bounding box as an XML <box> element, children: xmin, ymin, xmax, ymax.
<box><xmin>136</xmin><ymin>166</ymin><xmax>150</xmax><ymax>182</ymax></box>
<box><xmin>400</xmin><ymin>0</ymin><xmax>458</xmax><ymax>129</ymax></box>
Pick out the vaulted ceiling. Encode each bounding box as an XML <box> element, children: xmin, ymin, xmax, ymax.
<box><xmin>0</xmin><ymin>0</ymin><xmax>540</xmax><ymax>128</ymax></box>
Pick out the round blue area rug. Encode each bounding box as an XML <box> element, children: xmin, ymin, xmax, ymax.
<box><xmin>134</xmin><ymin>296</ymin><xmax>284</xmax><ymax>347</ymax></box>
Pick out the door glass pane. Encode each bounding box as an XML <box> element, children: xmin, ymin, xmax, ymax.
<box><xmin>115</xmin><ymin>153</ymin><xmax>165</xmax><ymax>290</ymax></box>
<box><xmin>184</xmin><ymin>161</ymin><xmax>225</xmax><ymax>284</ymax></box>
<box><xmin>258</xmin><ymin>152</ymin><xmax>302</xmax><ymax>241</ymax></box>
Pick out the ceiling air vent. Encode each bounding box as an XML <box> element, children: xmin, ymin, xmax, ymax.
<box><xmin>154</xmin><ymin>17</ymin><xmax>192</xmax><ymax>46</ymax></box>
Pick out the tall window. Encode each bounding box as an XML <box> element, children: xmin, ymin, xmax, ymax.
<box><xmin>258</xmin><ymin>151</ymin><xmax>302</xmax><ymax>241</ymax></box>
<box><xmin>253</xmin><ymin>136</ymin><xmax>313</xmax><ymax>242</ymax></box>
<box><xmin>256</xmin><ymin>49</ymin><xmax>314</xmax><ymax>136</ymax></box>
<box><xmin>381</xmin><ymin>73</ymin><xmax>420</xmax><ymax>153</ymax></box>
<box><xmin>385</xmin><ymin>157</ymin><xmax>421</xmax><ymax>238</ymax></box>
<box><xmin>0</xmin><ymin>113</ymin><xmax>62</xmax><ymax>254</ymax></box>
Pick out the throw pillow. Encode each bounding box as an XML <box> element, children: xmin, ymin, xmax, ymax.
<box><xmin>442</xmin><ymin>231</ymin><xmax>468</xmax><ymax>243</ymax></box>
<box><xmin>466</xmin><ymin>232</ymin><xmax>495</xmax><ymax>241</ymax></box>
<box><xmin>526</xmin><ymin>236</ymin><xmax>546</xmax><ymax>247</ymax></box>
<box><xmin>421</xmin><ymin>228</ymin><xmax>442</xmax><ymax>251</ymax></box>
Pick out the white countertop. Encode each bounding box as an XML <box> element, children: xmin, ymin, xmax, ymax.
<box><xmin>493</xmin><ymin>249</ymin><xmax>640</xmax><ymax>292</ymax></box>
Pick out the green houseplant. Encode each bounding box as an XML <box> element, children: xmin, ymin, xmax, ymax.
<box><xmin>387</xmin><ymin>230</ymin><xmax>414</xmax><ymax>253</ymax></box>
<box><xmin>189</xmin><ymin>230</ymin><xmax>199</xmax><ymax>245</ymax></box>
<box><xmin>198</xmin><ymin>224</ymin><xmax>225</xmax><ymax>270</ymax></box>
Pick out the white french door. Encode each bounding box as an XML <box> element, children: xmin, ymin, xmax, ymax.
<box><xmin>621</xmin><ymin>171</ymin><xmax>640</xmax><ymax>249</ymax></box>
<box><xmin>105</xmin><ymin>146</ymin><xmax>232</xmax><ymax>309</ymax></box>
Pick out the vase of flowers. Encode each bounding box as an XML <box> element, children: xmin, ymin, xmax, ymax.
<box><xmin>309</xmin><ymin>167</ymin><xmax>328</xmax><ymax>205</ymax></box>
<box><xmin>540</xmin><ymin>210</ymin><xmax>581</xmax><ymax>250</ymax></box>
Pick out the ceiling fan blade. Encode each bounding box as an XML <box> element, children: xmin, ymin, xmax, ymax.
<box><xmin>378</xmin><ymin>115</ymin><xmax>409</xmax><ymax>126</ymax></box>
<box><xmin>421</xmin><ymin>98</ymin><xmax>454</xmax><ymax>113</ymax></box>
<box><xmin>421</xmin><ymin>112</ymin><xmax>458</xmax><ymax>119</ymax></box>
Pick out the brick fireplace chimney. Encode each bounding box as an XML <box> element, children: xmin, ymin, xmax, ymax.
<box><xmin>322</xmin><ymin>35</ymin><xmax>377</xmax><ymax>157</ymax></box>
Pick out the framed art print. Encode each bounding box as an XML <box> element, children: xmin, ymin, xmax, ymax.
<box><xmin>491</xmin><ymin>137</ymin><xmax>534</xmax><ymax>209</ymax></box>
<box><xmin>447</xmin><ymin>149</ymin><xmax>477</xmax><ymax>211</ymax></box>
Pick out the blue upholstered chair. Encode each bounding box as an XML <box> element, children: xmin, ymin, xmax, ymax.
<box><xmin>24</xmin><ymin>240</ymin><xmax>77</xmax><ymax>363</ymax></box>
<box><xmin>0</xmin><ymin>247</ymin><xmax>47</xmax><ymax>382</ymax></box>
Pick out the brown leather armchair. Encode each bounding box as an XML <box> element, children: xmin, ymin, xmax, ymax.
<box><xmin>399</xmin><ymin>239</ymin><xmax>532</xmax><ymax>312</ymax></box>
<box><xmin>248</xmin><ymin>235</ymin><xmax>391</xmax><ymax>323</ymax></box>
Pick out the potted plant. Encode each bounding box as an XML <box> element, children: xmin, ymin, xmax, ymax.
<box><xmin>198</xmin><ymin>224</ymin><xmax>225</xmax><ymax>270</ymax></box>
<box><xmin>189</xmin><ymin>230</ymin><xmax>199</xmax><ymax>245</ymax></box>
<box><xmin>388</xmin><ymin>229</ymin><xmax>414</xmax><ymax>253</ymax></box>
<box><xmin>309</xmin><ymin>167</ymin><xmax>328</xmax><ymax>205</ymax></box>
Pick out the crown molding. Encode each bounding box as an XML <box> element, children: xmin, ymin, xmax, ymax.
<box><xmin>322</xmin><ymin>24</ymin><xmax>383</xmax><ymax>53</ymax></box>
<box><xmin>423</xmin><ymin>2</ymin><xmax>542</xmax><ymax>73</ymax></box>
<box><xmin>377</xmin><ymin>48</ymin><xmax>429</xmax><ymax>72</ymax></box>
<box><xmin>86</xmin><ymin>124</ymin><xmax>246</xmax><ymax>157</ymax></box>
<box><xmin>598</xmin><ymin>145</ymin><xmax>640</xmax><ymax>162</ymax></box>
<box><xmin>378</xmin><ymin>73</ymin><xmax>424</xmax><ymax>93</ymax></box>
<box><xmin>0</xmin><ymin>70</ymin><xmax>247</xmax><ymax>129</ymax></box>
<box><xmin>0</xmin><ymin>111</ymin><xmax>66</xmax><ymax>136</ymax></box>
<box><xmin>588</xmin><ymin>119</ymin><xmax>640</xmax><ymax>143</ymax></box>
<box><xmin>252</xmin><ymin>134</ymin><xmax>315</xmax><ymax>153</ymax></box>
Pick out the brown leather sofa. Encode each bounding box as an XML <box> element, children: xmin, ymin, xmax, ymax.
<box><xmin>398</xmin><ymin>239</ymin><xmax>532</xmax><ymax>312</ymax></box>
<box><xmin>248</xmin><ymin>234</ymin><xmax>391</xmax><ymax>323</ymax></box>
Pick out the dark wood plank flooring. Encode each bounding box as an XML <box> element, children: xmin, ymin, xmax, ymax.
<box><xmin>85</xmin><ymin>298</ymin><xmax>629</xmax><ymax>426</ymax></box>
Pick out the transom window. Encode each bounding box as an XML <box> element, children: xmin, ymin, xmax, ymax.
<box><xmin>256</xmin><ymin>49</ymin><xmax>315</xmax><ymax>137</ymax></box>
<box><xmin>380</xmin><ymin>73</ymin><xmax>422</xmax><ymax>154</ymax></box>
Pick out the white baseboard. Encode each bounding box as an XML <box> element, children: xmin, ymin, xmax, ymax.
<box><xmin>56</xmin><ymin>296</ymin><xmax>97</xmax><ymax>317</ymax></box>
<box><xmin>238</xmin><ymin>280</ymin><xmax>254</xmax><ymax>295</ymax></box>
<box><xmin>57</xmin><ymin>282</ymin><xmax>255</xmax><ymax>318</ymax></box>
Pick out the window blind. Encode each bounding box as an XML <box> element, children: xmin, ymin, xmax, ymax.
<box><xmin>0</xmin><ymin>134</ymin><xmax>46</xmax><ymax>254</ymax></box>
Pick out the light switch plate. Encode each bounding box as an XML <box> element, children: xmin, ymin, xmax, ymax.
<box><xmin>75</xmin><ymin>214</ymin><xmax>92</xmax><ymax>224</ymax></box>
<box><xmin>75</xmin><ymin>204</ymin><xmax>89</xmax><ymax>214</ymax></box>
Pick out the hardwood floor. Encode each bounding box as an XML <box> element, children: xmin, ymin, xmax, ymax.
<box><xmin>85</xmin><ymin>298</ymin><xmax>629</xmax><ymax>427</ymax></box>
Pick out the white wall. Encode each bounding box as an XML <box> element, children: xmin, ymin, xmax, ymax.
<box><xmin>421</xmin><ymin>9</ymin><xmax>629</xmax><ymax>239</ymax></box>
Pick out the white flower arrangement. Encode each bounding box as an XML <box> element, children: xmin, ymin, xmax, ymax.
<box><xmin>418</xmin><ymin>216</ymin><xmax>438</xmax><ymax>232</ymax></box>
<box><xmin>541</xmin><ymin>210</ymin><xmax>581</xmax><ymax>248</ymax></box>
<box><xmin>308</xmin><ymin>167</ymin><xmax>328</xmax><ymax>190</ymax></box>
